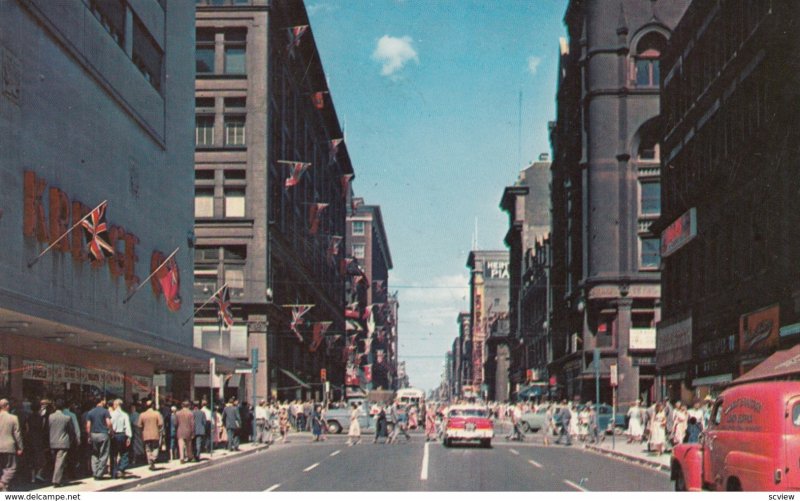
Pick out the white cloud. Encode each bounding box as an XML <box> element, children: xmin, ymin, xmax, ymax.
<box><xmin>372</xmin><ymin>35</ymin><xmax>419</xmax><ymax>77</ymax></box>
<box><xmin>307</xmin><ymin>3</ymin><xmax>338</xmax><ymax>15</ymax></box>
<box><xmin>527</xmin><ymin>55</ymin><xmax>542</xmax><ymax>77</ymax></box>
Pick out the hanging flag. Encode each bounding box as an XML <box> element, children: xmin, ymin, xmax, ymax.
<box><xmin>213</xmin><ymin>286</ymin><xmax>234</xmax><ymax>329</ymax></box>
<box><xmin>281</xmin><ymin>161</ymin><xmax>311</xmax><ymax>188</ymax></box>
<box><xmin>325</xmin><ymin>335</ymin><xmax>337</xmax><ymax>354</ymax></box>
<box><xmin>81</xmin><ymin>201</ymin><xmax>114</xmax><ymax>262</ymax></box>
<box><xmin>308</xmin><ymin>203</ymin><xmax>329</xmax><ymax>235</ymax></box>
<box><xmin>286</xmin><ymin>25</ymin><xmax>309</xmax><ymax>57</ymax></box>
<box><xmin>311</xmin><ymin>91</ymin><xmax>327</xmax><ymax>110</ymax></box>
<box><xmin>289</xmin><ymin>305</ymin><xmax>313</xmax><ymax>342</ymax></box>
<box><xmin>345</xmin><ymin>302</ymin><xmax>360</xmax><ymax>320</ymax></box>
<box><xmin>340</xmin><ymin>257</ymin><xmax>354</xmax><ymax>276</ymax></box>
<box><xmin>363</xmin><ymin>364</ymin><xmax>372</xmax><ymax>383</ymax></box>
<box><xmin>366</xmin><ymin>310</ymin><xmax>376</xmax><ymax>337</ymax></box>
<box><xmin>327</xmin><ymin>236</ymin><xmax>343</xmax><ymax>265</ymax></box>
<box><xmin>156</xmin><ymin>256</ymin><xmax>181</xmax><ymax>312</ymax></box>
<box><xmin>340</xmin><ymin>173</ymin><xmax>353</xmax><ymax>197</ymax></box>
<box><xmin>362</xmin><ymin>304</ymin><xmax>374</xmax><ymax>322</ymax></box>
<box><xmin>309</xmin><ymin>321</ymin><xmax>332</xmax><ymax>352</ymax></box>
<box><xmin>351</xmin><ymin>197</ymin><xmax>364</xmax><ymax>212</ymax></box>
<box><xmin>345</xmin><ymin>364</ymin><xmax>359</xmax><ymax>386</ymax></box>
<box><xmin>363</xmin><ymin>335</ymin><xmax>373</xmax><ymax>354</ymax></box>
<box><xmin>373</xmin><ymin>280</ymin><xmax>386</xmax><ymax>296</ymax></box>
<box><xmin>329</xmin><ymin>139</ymin><xmax>344</xmax><ymax>166</ymax></box>
<box><xmin>345</xmin><ymin>319</ymin><xmax>361</xmax><ymax>332</ymax></box>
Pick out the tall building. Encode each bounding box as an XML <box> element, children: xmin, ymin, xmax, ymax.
<box><xmin>466</xmin><ymin>250</ymin><xmax>509</xmax><ymax>400</ymax></box>
<box><xmin>500</xmin><ymin>154</ymin><xmax>552</xmax><ymax>400</ymax></box>
<box><xmin>455</xmin><ymin>312</ymin><xmax>471</xmax><ymax>398</ymax></box>
<box><xmin>0</xmin><ymin>0</ymin><xmax>243</xmax><ymax>404</ymax></box>
<box><xmin>194</xmin><ymin>0</ymin><xmax>353</xmax><ymax>402</ymax></box>
<box><xmin>549</xmin><ymin>0</ymin><xmax>690</xmax><ymax>406</ymax></box>
<box><xmin>655</xmin><ymin>0</ymin><xmax>797</xmax><ymax>401</ymax></box>
<box><xmin>346</xmin><ymin>200</ymin><xmax>396</xmax><ymax>389</ymax></box>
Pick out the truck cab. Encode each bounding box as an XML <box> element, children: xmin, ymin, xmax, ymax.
<box><xmin>671</xmin><ymin>381</ymin><xmax>800</xmax><ymax>491</ymax></box>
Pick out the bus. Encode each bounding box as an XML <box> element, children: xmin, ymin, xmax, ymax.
<box><xmin>395</xmin><ymin>387</ymin><xmax>426</xmax><ymax>423</ymax></box>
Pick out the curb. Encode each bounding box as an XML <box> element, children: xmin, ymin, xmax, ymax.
<box><xmin>101</xmin><ymin>445</ymin><xmax>271</xmax><ymax>492</ymax></box>
<box><xmin>584</xmin><ymin>444</ymin><xmax>671</xmax><ymax>473</ymax></box>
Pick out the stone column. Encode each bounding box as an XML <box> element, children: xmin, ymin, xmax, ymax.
<box><xmin>614</xmin><ymin>297</ymin><xmax>638</xmax><ymax>407</ymax></box>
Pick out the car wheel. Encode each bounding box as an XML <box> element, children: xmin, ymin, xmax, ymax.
<box><xmin>673</xmin><ymin>466</ymin><xmax>686</xmax><ymax>492</ymax></box>
<box><xmin>481</xmin><ymin>439</ymin><xmax>491</xmax><ymax>448</ymax></box>
<box><xmin>521</xmin><ymin>422</ymin><xmax>531</xmax><ymax>433</ymax></box>
<box><xmin>443</xmin><ymin>438</ymin><xmax>451</xmax><ymax>447</ymax></box>
<box><xmin>327</xmin><ymin>420</ymin><xmax>341</xmax><ymax>434</ymax></box>
<box><xmin>726</xmin><ymin>478</ymin><xmax>742</xmax><ymax>491</ymax></box>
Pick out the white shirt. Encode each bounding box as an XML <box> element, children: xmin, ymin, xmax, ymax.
<box><xmin>255</xmin><ymin>406</ymin><xmax>268</xmax><ymax>420</ymax></box>
<box><xmin>109</xmin><ymin>408</ymin><xmax>132</xmax><ymax>438</ymax></box>
<box><xmin>201</xmin><ymin>406</ymin><xmax>212</xmax><ymax>421</ymax></box>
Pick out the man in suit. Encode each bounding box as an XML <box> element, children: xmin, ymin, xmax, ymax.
<box><xmin>136</xmin><ymin>400</ymin><xmax>163</xmax><ymax>470</ymax></box>
<box><xmin>48</xmin><ymin>399</ymin><xmax>75</xmax><ymax>487</ymax></box>
<box><xmin>222</xmin><ymin>398</ymin><xmax>241</xmax><ymax>451</ymax></box>
<box><xmin>0</xmin><ymin>399</ymin><xmax>22</xmax><ymax>491</ymax></box>
<box><xmin>174</xmin><ymin>401</ymin><xmax>194</xmax><ymax>463</ymax></box>
<box><xmin>191</xmin><ymin>402</ymin><xmax>206</xmax><ymax>461</ymax></box>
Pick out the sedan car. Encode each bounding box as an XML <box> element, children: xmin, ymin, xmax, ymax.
<box><xmin>442</xmin><ymin>405</ymin><xmax>493</xmax><ymax>448</ymax></box>
<box><xmin>518</xmin><ymin>406</ymin><xmax>550</xmax><ymax>433</ymax></box>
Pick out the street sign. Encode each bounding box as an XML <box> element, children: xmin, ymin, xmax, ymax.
<box><xmin>610</xmin><ymin>363</ymin><xmax>618</xmax><ymax>387</ymax></box>
<box><xmin>235</xmin><ymin>368</ymin><xmax>253</xmax><ymax>374</ymax></box>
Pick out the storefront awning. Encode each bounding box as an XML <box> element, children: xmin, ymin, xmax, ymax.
<box><xmin>692</xmin><ymin>374</ymin><xmax>733</xmax><ymax>387</ymax></box>
<box><xmin>734</xmin><ymin>344</ymin><xmax>800</xmax><ymax>384</ymax></box>
<box><xmin>280</xmin><ymin>368</ymin><xmax>311</xmax><ymax>389</ymax></box>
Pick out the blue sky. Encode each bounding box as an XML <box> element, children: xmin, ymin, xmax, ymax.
<box><xmin>308</xmin><ymin>0</ymin><xmax>569</xmax><ymax>392</ymax></box>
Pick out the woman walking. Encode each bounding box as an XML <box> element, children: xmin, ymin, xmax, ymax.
<box><xmin>626</xmin><ymin>400</ymin><xmax>645</xmax><ymax>443</ymax></box>
<box><xmin>278</xmin><ymin>407</ymin><xmax>290</xmax><ymax>443</ymax></box>
<box><xmin>424</xmin><ymin>405</ymin><xmax>436</xmax><ymax>441</ymax></box>
<box><xmin>649</xmin><ymin>403</ymin><xmax>667</xmax><ymax>455</ymax></box>
<box><xmin>671</xmin><ymin>402</ymin><xmax>688</xmax><ymax>448</ymax></box>
<box><xmin>311</xmin><ymin>405</ymin><xmax>323</xmax><ymax>442</ymax></box>
<box><xmin>346</xmin><ymin>403</ymin><xmax>361</xmax><ymax>446</ymax></box>
<box><xmin>408</xmin><ymin>405</ymin><xmax>418</xmax><ymax>430</ymax></box>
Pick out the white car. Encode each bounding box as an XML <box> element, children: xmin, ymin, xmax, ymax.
<box><xmin>442</xmin><ymin>405</ymin><xmax>493</xmax><ymax>448</ymax></box>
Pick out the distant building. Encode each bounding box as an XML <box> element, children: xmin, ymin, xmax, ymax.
<box><xmin>455</xmin><ymin>312</ymin><xmax>471</xmax><ymax>398</ymax></box>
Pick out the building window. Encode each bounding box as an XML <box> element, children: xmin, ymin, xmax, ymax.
<box><xmin>132</xmin><ymin>16</ymin><xmax>163</xmax><ymax>92</ymax></box>
<box><xmin>640</xmin><ymin>181</ymin><xmax>660</xmax><ymax>215</ymax></box>
<box><xmin>632</xmin><ymin>32</ymin><xmax>666</xmax><ymax>87</ymax></box>
<box><xmin>89</xmin><ymin>0</ymin><xmax>126</xmax><ymax>48</ymax></box>
<box><xmin>196</xmin><ymin>30</ymin><xmax>215</xmax><ymax>74</ymax></box>
<box><xmin>353</xmin><ymin>244</ymin><xmax>366</xmax><ymax>259</ymax></box>
<box><xmin>640</xmin><ymin>237</ymin><xmax>661</xmax><ymax>269</ymax></box>
<box><xmin>224</xmin><ymin>30</ymin><xmax>247</xmax><ymax>75</ymax></box>
<box><xmin>196</xmin><ymin>116</ymin><xmax>215</xmax><ymax>147</ymax></box>
<box><xmin>224</xmin><ymin>188</ymin><xmax>246</xmax><ymax>217</ymax></box>
<box><xmin>224</xmin><ymin>116</ymin><xmax>246</xmax><ymax>147</ymax></box>
<box><xmin>352</xmin><ymin>221</ymin><xmax>365</xmax><ymax>236</ymax></box>
<box><xmin>195</xmin><ymin>188</ymin><xmax>214</xmax><ymax>218</ymax></box>
<box><xmin>224</xmin><ymin>267</ymin><xmax>245</xmax><ymax>298</ymax></box>
<box><xmin>193</xmin><ymin>267</ymin><xmax>218</xmax><ymax>301</ymax></box>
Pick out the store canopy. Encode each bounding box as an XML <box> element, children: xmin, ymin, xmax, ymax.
<box><xmin>280</xmin><ymin>368</ymin><xmax>311</xmax><ymax>389</ymax></box>
<box><xmin>734</xmin><ymin>344</ymin><xmax>800</xmax><ymax>384</ymax></box>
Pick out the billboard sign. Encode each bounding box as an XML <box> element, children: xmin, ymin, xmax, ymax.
<box><xmin>661</xmin><ymin>208</ymin><xmax>697</xmax><ymax>258</ymax></box>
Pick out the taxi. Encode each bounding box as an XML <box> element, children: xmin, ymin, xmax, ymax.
<box><xmin>442</xmin><ymin>404</ymin><xmax>494</xmax><ymax>448</ymax></box>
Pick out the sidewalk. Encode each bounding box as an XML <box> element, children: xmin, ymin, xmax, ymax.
<box><xmin>583</xmin><ymin>436</ymin><xmax>671</xmax><ymax>472</ymax></box>
<box><xmin>26</xmin><ymin>440</ymin><xmax>272</xmax><ymax>493</ymax></box>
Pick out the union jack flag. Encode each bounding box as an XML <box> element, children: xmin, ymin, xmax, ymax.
<box><xmin>309</xmin><ymin>321</ymin><xmax>332</xmax><ymax>353</ymax></box>
<box><xmin>214</xmin><ymin>286</ymin><xmax>234</xmax><ymax>329</ymax></box>
<box><xmin>286</xmin><ymin>25</ymin><xmax>309</xmax><ymax>57</ymax></box>
<box><xmin>283</xmin><ymin>161</ymin><xmax>311</xmax><ymax>188</ymax></box>
<box><xmin>340</xmin><ymin>173</ymin><xmax>353</xmax><ymax>197</ymax></box>
<box><xmin>344</xmin><ymin>302</ymin><xmax>360</xmax><ymax>320</ymax></box>
<box><xmin>290</xmin><ymin>305</ymin><xmax>313</xmax><ymax>342</ymax></box>
<box><xmin>157</xmin><ymin>257</ymin><xmax>182</xmax><ymax>312</ymax></box>
<box><xmin>327</xmin><ymin>236</ymin><xmax>342</xmax><ymax>265</ymax></box>
<box><xmin>329</xmin><ymin>139</ymin><xmax>344</xmax><ymax>166</ymax></box>
<box><xmin>308</xmin><ymin>203</ymin><xmax>329</xmax><ymax>235</ymax></box>
<box><xmin>81</xmin><ymin>202</ymin><xmax>114</xmax><ymax>262</ymax></box>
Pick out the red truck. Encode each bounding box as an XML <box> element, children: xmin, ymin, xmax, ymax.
<box><xmin>671</xmin><ymin>381</ymin><xmax>800</xmax><ymax>491</ymax></box>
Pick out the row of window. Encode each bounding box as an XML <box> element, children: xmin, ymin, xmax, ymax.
<box><xmin>197</xmin><ymin>29</ymin><xmax>246</xmax><ymax>75</ymax></box>
<box><xmin>195</xmin><ymin>190</ymin><xmax>245</xmax><ymax>218</ymax></box>
<box><xmin>195</xmin><ymin>115</ymin><xmax>246</xmax><ymax>148</ymax></box>
<box><xmin>194</xmin><ymin>245</ymin><xmax>247</xmax><ymax>300</ymax></box>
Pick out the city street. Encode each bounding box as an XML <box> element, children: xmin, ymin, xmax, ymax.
<box><xmin>135</xmin><ymin>431</ymin><xmax>671</xmax><ymax>492</ymax></box>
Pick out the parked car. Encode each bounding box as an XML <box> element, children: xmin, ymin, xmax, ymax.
<box><xmin>671</xmin><ymin>381</ymin><xmax>800</xmax><ymax>491</ymax></box>
<box><xmin>442</xmin><ymin>404</ymin><xmax>493</xmax><ymax>448</ymax></box>
<box><xmin>519</xmin><ymin>403</ymin><xmax>626</xmax><ymax>435</ymax></box>
<box><xmin>518</xmin><ymin>406</ymin><xmax>549</xmax><ymax>433</ymax></box>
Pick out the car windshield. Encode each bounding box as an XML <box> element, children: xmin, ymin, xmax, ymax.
<box><xmin>449</xmin><ymin>408</ymin><xmax>487</xmax><ymax>418</ymax></box>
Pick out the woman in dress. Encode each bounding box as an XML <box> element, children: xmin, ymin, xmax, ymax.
<box><xmin>626</xmin><ymin>399</ymin><xmax>644</xmax><ymax>443</ymax></box>
<box><xmin>578</xmin><ymin>405</ymin><xmax>590</xmax><ymax>442</ymax></box>
<box><xmin>671</xmin><ymin>402</ymin><xmax>688</xmax><ymax>447</ymax></box>
<box><xmin>214</xmin><ymin>408</ymin><xmax>226</xmax><ymax>446</ymax></box>
<box><xmin>346</xmin><ymin>402</ymin><xmax>361</xmax><ymax>446</ymax></box>
<box><xmin>408</xmin><ymin>405</ymin><xmax>418</xmax><ymax>430</ymax></box>
<box><xmin>279</xmin><ymin>407</ymin><xmax>290</xmax><ymax>443</ymax></box>
<box><xmin>311</xmin><ymin>405</ymin><xmax>323</xmax><ymax>442</ymax></box>
<box><xmin>568</xmin><ymin>403</ymin><xmax>580</xmax><ymax>442</ymax></box>
<box><xmin>424</xmin><ymin>405</ymin><xmax>437</xmax><ymax>441</ymax></box>
<box><xmin>649</xmin><ymin>403</ymin><xmax>667</xmax><ymax>455</ymax></box>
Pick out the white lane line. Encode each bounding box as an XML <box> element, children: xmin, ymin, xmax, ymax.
<box><xmin>303</xmin><ymin>462</ymin><xmax>320</xmax><ymax>472</ymax></box>
<box><xmin>265</xmin><ymin>484</ymin><xmax>281</xmax><ymax>492</ymax></box>
<box><xmin>528</xmin><ymin>459</ymin><xmax>543</xmax><ymax>468</ymax></box>
<box><xmin>563</xmin><ymin>479</ymin><xmax>589</xmax><ymax>492</ymax></box>
<box><xmin>509</xmin><ymin>448</ymin><xmax>519</xmax><ymax>455</ymax></box>
<box><xmin>420</xmin><ymin>442</ymin><xmax>430</xmax><ymax>480</ymax></box>
<box><xmin>330</xmin><ymin>450</ymin><xmax>341</xmax><ymax>457</ymax></box>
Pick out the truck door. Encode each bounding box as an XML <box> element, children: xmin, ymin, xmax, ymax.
<box><xmin>702</xmin><ymin>400</ymin><xmax>724</xmax><ymax>488</ymax></box>
<box><xmin>784</xmin><ymin>396</ymin><xmax>800</xmax><ymax>488</ymax></box>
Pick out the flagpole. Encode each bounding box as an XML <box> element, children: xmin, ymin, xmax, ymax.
<box><xmin>181</xmin><ymin>283</ymin><xmax>229</xmax><ymax>326</ymax></box>
<box><xmin>122</xmin><ymin>246</ymin><xmax>180</xmax><ymax>304</ymax></box>
<box><xmin>26</xmin><ymin>200</ymin><xmax>107</xmax><ymax>268</ymax></box>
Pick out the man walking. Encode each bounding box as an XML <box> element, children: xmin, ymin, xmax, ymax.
<box><xmin>136</xmin><ymin>400</ymin><xmax>163</xmax><ymax>470</ymax></box>
<box><xmin>0</xmin><ymin>399</ymin><xmax>23</xmax><ymax>491</ymax></box>
<box><xmin>254</xmin><ymin>400</ymin><xmax>268</xmax><ymax>444</ymax></box>
<box><xmin>222</xmin><ymin>398</ymin><xmax>241</xmax><ymax>451</ymax></box>
<box><xmin>109</xmin><ymin>399</ymin><xmax>132</xmax><ymax>479</ymax></box>
<box><xmin>48</xmin><ymin>399</ymin><xmax>75</xmax><ymax>487</ymax></box>
<box><xmin>554</xmin><ymin>400</ymin><xmax>572</xmax><ymax>446</ymax></box>
<box><xmin>192</xmin><ymin>402</ymin><xmax>206</xmax><ymax>461</ymax></box>
<box><xmin>85</xmin><ymin>397</ymin><xmax>111</xmax><ymax>480</ymax></box>
<box><xmin>175</xmin><ymin>401</ymin><xmax>194</xmax><ymax>463</ymax></box>
<box><xmin>200</xmin><ymin>400</ymin><xmax>212</xmax><ymax>453</ymax></box>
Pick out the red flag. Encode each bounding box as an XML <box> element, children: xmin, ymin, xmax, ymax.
<box><xmin>327</xmin><ymin>236</ymin><xmax>342</xmax><ymax>265</ymax></box>
<box><xmin>308</xmin><ymin>203</ymin><xmax>329</xmax><ymax>235</ymax></box>
<box><xmin>309</xmin><ymin>321</ymin><xmax>332</xmax><ymax>352</ymax></box>
<box><xmin>345</xmin><ymin>364</ymin><xmax>359</xmax><ymax>386</ymax></box>
<box><xmin>345</xmin><ymin>302</ymin><xmax>360</xmax><ymax>319</ymax></box>
<box><xmin>156</xmin><ymin>257</ymin><xmax>181</xmax><ymax>312</ymax></box>
<box><xmin>311</xmin><ymin>92</ymin><xmax>326</xmax><ymax>110</ymax></box>
<box><xmin>287</xmin><ymin>25</ymin><xmax>309</xmax><ymax>57</ymax></box>
<box><xmin>213</xmin><ymin>286</ymin><xmax>234</xmax><ymax>328</ymax></box>
<box><xmin>362</xmin><ymin>304</ymin><xmax>374</xmax><ymax>322</ymax></box>
<box><xmin>81</xmin><ymin>202</ymin><xmax>114</xmax><ymax>262</ymax></box>
<box><xmin>283</xmin><ymin>162</ymin><xmax>311</xmax><ymax>188</ymax></box>
<box><xmin>289</xmin><ymin>305</ymin><xmax>313</xmax><ymax>341</ymax></box>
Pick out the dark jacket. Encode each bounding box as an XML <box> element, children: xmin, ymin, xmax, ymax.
<box><xmin>222</xmin><ymin>405</ymin><xmax>241</xmax><ymax>430</ymax></box>
<box><xmin>192</xmin><ymin>409</ymin><xmax>207</xmax><ymax>436</ymax></box>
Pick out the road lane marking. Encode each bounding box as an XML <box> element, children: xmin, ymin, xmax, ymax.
<box><xmin>509</xmin><ymin>448</ymin><xmax>519</xmax><ymax>455</ymax></box>
<box><xmin>265</xmin><ymin>484</ymin><xmax>281</xmax><ymax>491</ymax></box>
<box><xmin>528</xmin><ymin>459</ymin><xmax>543</xmax><ymax>468</ymax></box>
<box><xmin>563</xmin><ymin>479</ymin><xmax>589</xmax><ymax>492</ymax></box>
<box><xmin>420</xmin><ymin>442</ymin><xmax>430</xmax><ymax>480</ymax></box>
<box><xmin>303</xmin><ymin>462</ymin><xmax>320</xmax><ymax>472</ymax></box>
<box><xmin>330</xmin><ymin>450</ymin><xmax>341</xmax><ymax>457</ymax></box>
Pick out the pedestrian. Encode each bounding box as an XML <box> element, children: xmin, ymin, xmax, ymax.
<box><xmin>109</xmin><ymin>399</ymin><xmax>132</xmax><ymax>479</ymax></box>
<box><xmin>167</xmin><ymin>405</ymin><xmax>178</xmax><ymax>461</ymax></box>
<box><xmin>543</xmin><ymin>404</ymin><xmax>554</xmax><ymax>446</ymax></box>
<box><xmin>554</xmin><ymin>401</ymin><xmax>572</xmax><ymax>446</ymax></box>
<box><xmin>214</xmin><ymin>407</ymin><xmax>226</xmax><ymax>447</ymax></box>
<box><xmin>649</xmin><ymin>403</ymin><xmax>667</xmax><ymax>455</ymax></box>
<box><xmin>192</xmin><ymin>402</ymin><xmax>206</xmax><ymax>461</ymax></box>
<box><xmin>222</xmin><ymin>398</ymin><xmax>241</xmax><ymax>451</ymax></box>
<box><xmin>278</xmin><ymin>407</ymin><xmax>290</xmax><ymax>443</ymax></box>
<box><xmin>61</xmin><ymin>402</ymin><xmax>80</xmax><ymax>479</ymax></box>
<box><xmin>408</xmin><ymin>405</ymin><xmax>418</xmax><ymax>430</ymax></box>
<box><xmin>0</xmin><ymin>399</ymin><xmax>23</xmax><ymax>491</ymax></box>
<box><xmin>424</xmin><ymin>405</ymin><xmax>436</xmax><ymax>441</ymax></box>
<box><xmin>684</xmin><ymin>416</ymin><xmax>702</xmax><ymax>444</ymax></box>
<box><xmin>175</xmin><ymin>401</ymin><xmax>194</xmax><ymax>463</ymax></box>
<box><xmin>346</xmin><ymin>403</ymin><xmax>361</xmax><ymax>446</ymax></box>
<box><xmin>687</xmin><ymin>400</ymin><xmax>705</xmax><ymax>432</ymax></box>
<box><xmin>568</xmin><ymin>402</ymin><xmax>580</xmax><ymax>442</ymax></box>
<box><xmin>578</xmin><ymin>404</ymin><xmax>590</xmax><ymax>442</ymax></box>
<box><xmin>27</xmin><ymin>399</ymin><xmax>48</xmax><ymax>484</ymax></box>
<box><xmin>311</xmin><ymin>405</ymin><xmax>324</xmax><ymax>442</ymax></box>
<box><xmin>84</xmin><ymin>397</ymin><xmax>111</xmax><ymax>480</ymax></box>
<box><xmin>373</xmin><ymin>405</ymin><xmax>388</xmax><ymax>444</ymax></box>
<box><xmin>200</xmin><ymin>400</ymin><xmax>212</xmax><ymax>453</ymax></box>
<box><xmin>136</xmin><ymin>400</ymin><xmax>164</xmax><ymax>471</ymax></box>
<box><xmin>626</xmin><ymin>399</ymin><xmax>645</xmax><ymax>443</ymax></box>
<box><xmin>255</xmin><ymin>400</ymin><xmax>268</xmax><ymax>444</ymax></box>
<box><xmin>48</xmin><ymin>399</ymin><xmax>75</xmax><ymax>488</ymax></box>
<box><xmin>128</xmin><ymin>402</ymin><xmax>144</xmax><ymax>467</ymax></box>
<box><xmin>671</xmin><ymin>402</ymin><xmax>688</xmax><ymax>448</ymax></box>
<box><xmin>586</xmin><ymin>402</ymin><xmax>600</xmax><ymax>444</ymax></box>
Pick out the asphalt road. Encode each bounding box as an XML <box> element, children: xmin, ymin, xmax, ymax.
<box><xmin>135</xmin><ymin>430</ymin><xmax>672</xmax><ymax>491</ymax></box>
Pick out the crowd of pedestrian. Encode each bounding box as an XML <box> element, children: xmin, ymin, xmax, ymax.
<box><xmin>624</xmin><ymin>396</ymin><xmax>712</xmax><ymax>455</ymax></box>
